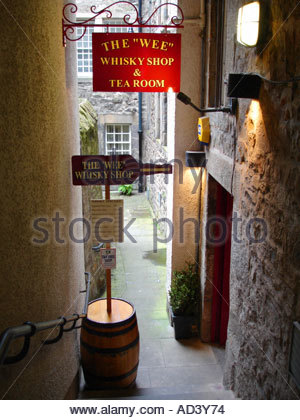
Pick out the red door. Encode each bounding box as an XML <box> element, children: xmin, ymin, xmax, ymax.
<box><xmin>211</xmin><ymin>183</ymin><xmax>233</xmax><ymax>345</ymax></box>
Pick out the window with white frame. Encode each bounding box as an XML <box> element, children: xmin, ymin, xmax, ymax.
<box><xmin>105</xmin><ymin>124</ymin><xmax>131</xmax><ymax>155</ymax></box>
<box><xmin>76</xmin><ymin>18</ymin><xmax>129</xmax><ymax>76</ymax></box>
<box><xmin>103</xmin><ymin>18</ymin><xmax>128</xmax><ymax>33</ymax></box>
<box><xmin>77</xmin><ymin>22</ymin><xmax>94</xmax><ymax>76</ymax></box>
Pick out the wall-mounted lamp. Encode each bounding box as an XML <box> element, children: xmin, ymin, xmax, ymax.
<box><xmin>237</xmin><ymin>1</ymin><xmax>260</xmax><ymax>47</ymax></box>
<box><xmin>227</xmin><ymin>73</ymin><xmax>261</xmax><ymax>99</ymax></box>
<box><xmin>185</xmin><ymin>151</ymin><xmax>206</xmax><ymax>168</ymax></box>
<box><xmin>177</xmin><ymin>92</ymin><xmax>237</xmax><ymax>115</ymax></box>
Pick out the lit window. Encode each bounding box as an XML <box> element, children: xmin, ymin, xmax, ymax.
<box><xmin>105</xmin><ymin>124</ymin><xmax>131</xmax><ymax>155</ymax></box>
<box><xmin>237</xmin><ymin>2</ymin><xmax>260</xmax><ymax>47</ymax></box>
<box><xmin>77</xmin><ymin>22</ymin><xmax>94</xmax><ymax>76</ymax></box>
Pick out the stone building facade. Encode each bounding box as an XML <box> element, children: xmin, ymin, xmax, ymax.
<box><xmin>76</xmin><ymin>0</ymin><xmax>172</xmax><ymax>221</ymax></box>
<box><xmin>169</xmin><ymin>0</ymin><xmax>300</xmax><ymax>400</ymax></box>
<box><xmin>76</xmin><ymin>0</ymin><xmax>139</xmax><ymax>170</ymax></box>
<box><xmin>79</xmin><ymin>99</ymin><xmax>105</xmax><ymax>300</ymax></box>
<box><xmin>220</xmin><ymin>0</ymin><xmax>299</xmax><ymax>398</ymax></box>
<box><xmin>141</xmin><ymin>1</ymin><xmax>173</xmax><ymax>230</ymax></box>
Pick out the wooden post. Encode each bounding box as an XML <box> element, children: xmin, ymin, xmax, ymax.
<box><xmin>71</xmin><ymin>154</ymin><xmax>173</xmax><ymax>316</ymax></box>
<box><xmin>105</xmin><ymin>183</ymin><xmax>112</xmax><ymax>314</ymax></box>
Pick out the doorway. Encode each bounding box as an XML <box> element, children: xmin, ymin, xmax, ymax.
<box><xmin>210</xmin><ymin>182</ymin><xmax>233</xmax><ymax>346</ymax></box>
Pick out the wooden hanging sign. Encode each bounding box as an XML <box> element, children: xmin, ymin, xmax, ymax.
<box><xmin>72</xmin><ymin>155</ymin><xmax>172</xmax><ymax>186</ymax></box>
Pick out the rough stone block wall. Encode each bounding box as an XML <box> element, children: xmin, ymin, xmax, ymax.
<box><xmin>78</xmin><ymin>83</ymin><xmax>139</xmax><ymax>161</ymax></box>
<box><xmin>140</xmin><ymin>0</ymin><xmax>176</xmax><ymax>235</ymax></box>
<box><xmin>204</xmin><ymin>0</ymin><xmax>300</xmax><ymax>399</ymax></box>
<box><xmin>79</xmin><ymin>99</ymin><xmax>105</xmax><ymax>300</ymax></box>
<box><xmin>143</xmin><ymin>92</ymin><xmax>169</xmax><ymax>237</ymax></box>
<box><xmin>144</xmin><ymin>138</ymin><xmax>168</xmax><ymax>231</ymax></box>
<box><xmin>76</xmin><ymin>0</ymin><xmax>171</xmax><ymax>217</ymax></box>
<box><xmin>76</xmin><ymin>0</ymin><xmax>140</xmax><ymax>177</ymax></box>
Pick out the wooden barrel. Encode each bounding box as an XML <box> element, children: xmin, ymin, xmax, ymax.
<box><xmin>80</xmin><ymin>298</ymin><xmax>139</xmax><ymax>389</ymax></box>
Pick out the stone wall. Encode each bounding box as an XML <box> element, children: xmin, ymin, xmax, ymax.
<box><xmin>76</xmin><ymin>0</ymin><xmax>139</xmax><ymax>174</ymax></box>
<box><xmin>76</xmin><ymin>0</ymin><xmax>173</xmax><ymax>219</ymax></box>
<box><xmin>0</xmin><ymin>0</ymin><xmax>85</xmax><ymax>399</ymax></box>
<box><xmin>143</xmin><ymin>93</ymin><xmax>169</xmax><ymax>234</ymax></box>
<box><xmin>201</xmin><ymin>0</ymin><xmax>300</xmax><ymax>399</ymax></box>
<box><xmin>78</xmin><ymin>84</ymin><xmax>139</xmax><ymax>159</ymax></box>
<box><xmin>166</xmin><ymin>0</ymin><xmax>203</xmax><ymax>283</ymax></box>
<box><xmin>141</xmin><ymin>1</ymin><xmax>177</xmax><ymax>235</ymax></box>
<box><xmin>79</xmin><ymin>99</ymin><xmax>105</xmax><ymax>300</ymax></box>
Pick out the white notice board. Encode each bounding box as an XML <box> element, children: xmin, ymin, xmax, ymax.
<box><xmin>100</xmin><ymin>248</ymin><xmax>116</xmax><ymax>269</ymax></box>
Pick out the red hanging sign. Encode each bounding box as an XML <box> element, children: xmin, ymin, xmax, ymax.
<box><xmin>92</xmin><ymin>33</ymin><xmax>181</xmax><ymax>92</ymax></box>
<box><xmin>72</xmin><ymin>155</ymin><xmax>172</xmax><ymax>186</ymax></box>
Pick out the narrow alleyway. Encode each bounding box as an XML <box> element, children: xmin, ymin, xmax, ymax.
<box><xmin>80</xmin><ymin>193</ymin><xmax>234</xmax><ymax>400</ymax></box>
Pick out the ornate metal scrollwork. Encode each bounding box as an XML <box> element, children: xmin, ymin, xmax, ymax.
<box><xmin>62</xmin><ymin>2</ymin><xmax>184</xmax><ymax>46</ymax></box>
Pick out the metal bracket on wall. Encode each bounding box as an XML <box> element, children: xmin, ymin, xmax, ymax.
<box><xmin>62</xmin><ymin>2</ymin><xmax>184</xmax><ymax>47</ymax></box>
<box><xmin>177</xmin><ymin>92</ymin><xmax>238</xmax><ymax>116</ymax></box>
<box><xmin>0</xmin><ymin>273</ymin><xmax>91</xmax><ymax>365</ymax></box>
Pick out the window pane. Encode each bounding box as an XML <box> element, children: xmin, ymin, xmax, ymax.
<box><xmin>107</xmin><ymin>145</ymin><xmax>113</xmax><ymax>152</ymax></box>
<box><xmin>105</xmin><ymin>124</ymin><xmax>131</xmax><ymax>155</ymax></box>
<box><xmin>77</xmin><ymin>20</ymin><xmax>94</xmax><ymax>74</ymax></box>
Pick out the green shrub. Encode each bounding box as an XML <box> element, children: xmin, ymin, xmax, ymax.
<box><xmin>118</xmin><ymin>184</ymin><xmax>133</xmax><ymax>196</ymax></box>
<box><xmin>169</xmin><ymin>262</ymin><xmax>199</xmax><ymax>316</ymax></box>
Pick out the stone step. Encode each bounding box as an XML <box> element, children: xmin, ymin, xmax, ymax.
<box><xmin>78</xmin><ymin>383</ymin><xmax>235</xmax><ymax>400</ymax></box>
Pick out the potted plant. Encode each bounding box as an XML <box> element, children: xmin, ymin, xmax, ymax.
<box><xmin>118</xmin><ymin>184</ymin><xmax>133</xmax><ymax>196</ymax></box>
<box><xmin>168</xmin><ymin>262</ymin><xmax>200</xmax><ymax>339</ymax></box>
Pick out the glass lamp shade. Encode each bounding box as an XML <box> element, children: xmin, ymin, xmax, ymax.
<box><xmin>237</xmin><ymin>1</ymin><xmax>260</xmax><ymax>47</ymax></box>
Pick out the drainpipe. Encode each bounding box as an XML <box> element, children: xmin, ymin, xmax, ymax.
<box><xmin>138</xmin><ymin>0</ymin><xmax>144</xmax><ymax>192</ymax></box>
<box><xmin>197</xmin><ymin>0</ymin><xmax>206</xmax><ymax>336</ymax></box>
<box><xmin>200</xmin><ymin>0</ymin><xmax>206</xmax><ymax>109</ymax></box>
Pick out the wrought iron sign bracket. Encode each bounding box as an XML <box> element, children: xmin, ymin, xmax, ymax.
<box><xmin>62</xmin><ymin>1</ymin><xmax>184</xmax><ymax>47</ymax></box>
